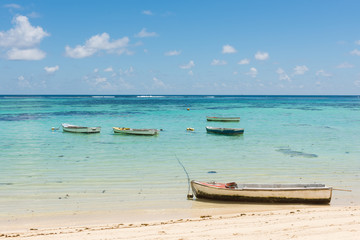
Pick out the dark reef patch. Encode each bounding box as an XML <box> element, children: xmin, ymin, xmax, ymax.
<box><xmin>276</xmin><ymin>148</ymin><xmax>318</xmax><ymax>158</ymax></box>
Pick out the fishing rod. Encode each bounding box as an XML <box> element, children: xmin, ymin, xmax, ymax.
<box><xmin>175</xmin><ymin>154</ymin><xmax>193</xmax><ymax>199</ymax></box>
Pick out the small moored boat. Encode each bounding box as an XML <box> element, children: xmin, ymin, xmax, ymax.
<box><xmin>191</xmin><ymin>180</ymin><xmax>332</xmax><ymax>204</ymax></box>
<box><xmin>206</xmin><ymin>116</ymin><xmax>240</xmax><ymax>122</ymax></box>
<box><xmin>206</xmin><ymin>126</ymin><xmax>244</xmax><ymax>135</ymax></box>
<box><xmin>61</xmin><ymin>123</ymin><xmax>101</xmax><ymax>133</ymax></box>
<box><xmin>113</xmin><ymin>127</ymin><xmax>159</xmax><ymax>136</ymax></box>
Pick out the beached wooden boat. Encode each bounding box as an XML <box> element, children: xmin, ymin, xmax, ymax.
<box><xmin>113</xmin><ymin>127</ymin><xmax>159</xmax><ymax>136</ymax></box>
<box><xmin>206</xmin><ymin>116</ymin><xmax>240</xmax><ymax>122</ymax></box>
<box><xmin>206</xmin><ymin>126</ymin><xmax>244</xmax><ymax>135</ymax></box>
<box><xmin>191</xmin><ymin>180</ymin><xmax>332</xmax><ymax>204</ymax></box>
<box><xmin>61</xmin><ymin>123</ymin><xmax>101</xmax><ymax>133</ymax></box>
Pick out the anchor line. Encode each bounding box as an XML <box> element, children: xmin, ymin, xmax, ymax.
<box><xmin>175</xmin><ymin>154</ymin><xmax>193</xmax><ymax>199</ymax></box>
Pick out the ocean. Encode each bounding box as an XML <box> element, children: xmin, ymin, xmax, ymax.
<box><xmin>0</xmin><ymin>95</ymin><xmax>359</xmax><ymax>218</ymax></box>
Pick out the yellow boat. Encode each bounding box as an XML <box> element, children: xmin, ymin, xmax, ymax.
<box><xmin>113</xmin><ymin>127</ymin><xmax>159</xmax><ymax>136</ymax></box>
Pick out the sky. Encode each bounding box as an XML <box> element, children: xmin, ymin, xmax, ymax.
<box><xmin>0</xmin><ymin>0</ymin><xmax>360</xmax><ymax>95</ymax></box>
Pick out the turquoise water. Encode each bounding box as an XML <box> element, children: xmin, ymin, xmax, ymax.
<box><xmin>0</xmin><ymin>95</ymin><xmax>359</xmax><ymax>217</ymax></box>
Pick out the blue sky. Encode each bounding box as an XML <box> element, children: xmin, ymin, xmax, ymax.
<box><xmin>0</xmin><ymin>0</ymin><xmax>360</xmax><ymax>95</ymax></box>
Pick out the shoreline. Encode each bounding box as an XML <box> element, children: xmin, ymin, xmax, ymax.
<box><xmin>1</xmin><ymin>204</ymin><xmax>359</xmax><ymax>239</ymax></box>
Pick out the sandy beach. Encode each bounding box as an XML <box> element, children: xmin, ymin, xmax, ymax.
<box><xmin>1</xmin><ymin>205</ymin><xmax>359</xmax><ymax>240</ymax></box>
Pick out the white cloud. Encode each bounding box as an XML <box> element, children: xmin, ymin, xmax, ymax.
<box><xmin>164</xmin><ymin>50</ymin><xmax>181</xmax><ymax>56</ymax></box>
<box><xmin>65</xmin><ymin>45</ymin><xmax>96</xmax><ymax>58</ymax></box>
<box><xmin>44</xmin><ymin>65</ymin><xmax>59</xmax><ymax>73</ymax></box>
<box><xmin>354</xmin><ymin>80</ymin><xmax>360</xmax><ymax>87</ymax></box>
<box><xmin>117</xmin><ymin>77</ymin><xmax>133</xmax><ymax>89</ymax></box>
<box><xmin>246</xmin><ymin>67</ymin><xmax>258</xmax><ymax>78</ymax></box>
<box><xmin>65</xmin><ymin>33</ymin><xmax>129</xmax><ymax>58</ymax></box>
<box><xmin>350</xmin><ymin>49</ymin><xmax>360</xmax><ymax>56</ymax></box>
<box><xmin>4</xmin><ymin>4</ymin><xmax>21</xmax><ymax>9</ymax></box>
<box><xmin>316</xmin><ymin>70</ymin><xmax>332</xmax><ymax>77</ymax></box>
<box><xmin>222</xmin><ymin>44</ymin><xmax>237</xmax><ymax>54</ymax></box>
<box><xmin>188</xmin><ymin>70</ymin><xmax>194</xmax><ymax>76</ymax></box>
<box><xmin>119</xmin><ymin>66</ymin><xmax>134</xmax><ymax>76</ymax></box>
<box><xmin>254</xmin><ymin>51</ymin><xmax>269</xmax><ymax>60</ymax></box>
<box><xmin>0</xmin><ymin>15</ymin><xmax>49</xmax><ymax>48</ymax></box>
<box><xmin>27</xmin><ymin>12</ymin><xmax>41</xmax><ymax>18</ymax></box>
<box><xmin>179</xmin><ymin>60</ymin><xmax>195</xmax><ymax>69</ymax></box>
<box><xmin>95</xmin><ymin>77</ymin><xmax>107</xmax><ymax>85</ymax></box>
<box><xmin>0</xmin><ymin>15</ymin><xmax>49</xmax><ymax>60</ymax></box>
<box><xmin>135</xmin><ymin>28</ymin><xmax>158</xmax><ymax>38</ymax></box>
<box><xmin>211</xmin><ymin>59</ymin><xmax>227</xmax><ymax>66</ymax></box>
<box><xmin>293</xmin><ymin>65</ymin><xmax>309</xmax><ymax>75</ymax></box>
<box><xmin>153</xmin><ymin>77</ymin><xmax>166</xmax><ymax>88</ymax></box>
<box><xmin>336</xmin><ymin>62</ymin><xmax>354</xmax><ymax>68</ymax></box>
<box><xmin>238</xmin><ymin>58</ymin><xmax>250</xmax><ymax>65</ymax></box>
<box><xmin>86</xmin><ymin>33</ymin><xmax>128</xmax><ymax>50</ymax></box>
<box><xmin>7</xmin><ymin>48</ymin><xmax>46</xmax><ymax>60</ymax></box>
<box><xmin>142</xmin><ymin>10</ymin><xmax>153</xmax><ymax>15</ymax></box>
<box><xmin>213</xmin><ymin>82</ymin><xmax>227</xmax><ymax>88</ymax></box>
<box><xmin>276</xmin><ymin>68</ymin><xmax>291</xmax><ymax>81</ymax></box>
<box><xmin>84</xmin><ymin>68</ymin><xmax>135</xmax><ymax>90</ymax></box>
<box><xmin>17</xmin><ymin>75</ymin><xmax>31</xmax><ymax>88</ymax></box>
<box><xmin>355</xmin><ymin>40</ymin><xmax>360</xmax><ymax>45</ymax></box>
<box><xmin>104</xmin><ymin>67</ymin><xmax>113</xmax><ymax>72</ymax></box>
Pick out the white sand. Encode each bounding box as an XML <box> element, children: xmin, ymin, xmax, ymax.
<box><xmin>1</xmin><ymin>206</ymin><xmax>359</xmax><ymax>240</ymax></box>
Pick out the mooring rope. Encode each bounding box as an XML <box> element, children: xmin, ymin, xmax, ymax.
<box><xmin>175</xmin><ymin>154</ymin><xmax>193</xmax><ymax>199</ymax></box>
<box><xmin>51</xmin><ymin>124</ymin><xmax>62</xmax><ymax>131</ymax></box>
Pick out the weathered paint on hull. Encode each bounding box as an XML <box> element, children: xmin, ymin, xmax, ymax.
<box><xmin>113</xmin><ymin>127</ymin><xmax>158</xmax><ymax>136</ymax></box>
<box><xmin>62</xmin><ymin>126</ymin><xmax>101</xmax><ymax>133</ymax></box>
<box><xmin>206</xmin><ymin>127</ymin><xmax>244</xmax><ymax>135</ymax></box>
<box><xmin>191</xmin><ymin>181</ymin><xmax>332</xmax><ymax>204</ymax></box>
<box><xmin>207</xmin><ymin>117</ymin><xmax>240</xmax><ymax>122</ymax></box>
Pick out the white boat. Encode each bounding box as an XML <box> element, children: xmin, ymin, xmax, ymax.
<box><xmin>206</xmin><ymin>116</ymin><xmax>240</xmax><ymax>122</ymax></box>
<box><xmin>113</xmin><ymin>127</ymin><xmax>159</xmax><ymax>136</ymax></box>
<box><xmin>61</xmin><ymin>123</ymin><xmax>101</xmax><ymax>133</ymax></box>
<box><xmin>191</xmin><ymin>180</ymin><xmax>332</xmax><ymax>204</ymax></box>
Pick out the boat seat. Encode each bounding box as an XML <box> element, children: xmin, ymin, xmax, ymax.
<box><xmin>225</xmin><ymin>182</ymin><xmax>238</xmax><ymax>189</ymax></box>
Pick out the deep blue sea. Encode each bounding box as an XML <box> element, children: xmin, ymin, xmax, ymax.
<box><xmin>0</xmin><ymin>95</ymin><xmax>359</xmax><ymax>217</ymax></box>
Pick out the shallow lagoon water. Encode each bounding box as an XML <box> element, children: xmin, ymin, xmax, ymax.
<box><xmin>0</xmin><ymin>95</ymin><xmax>359</xmax><ymax>217</ymax></box>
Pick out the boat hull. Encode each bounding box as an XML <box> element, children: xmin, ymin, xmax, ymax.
<box><xmin>113</xmin><ymin>127</ymin><xmax>159</xmax><ymax>136</ymax></box>
<box><xmin>206</xmin><ymin>116</ymin><xmax>240</xmax><ymax>122</ymax></box>
<box><xmin>206</xmin><ymin>126</ymin><xmax>244</xmax><ymax>135</ymax></box>
<box><xmin>191</xmin><ymin>181</ymin><xmax>332</xmax><ymax>204</ymax></box>
<box><xmin>62</xmin><ymin>124</ymin><xmax>101</xmax><ymax>133</ymax></box>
